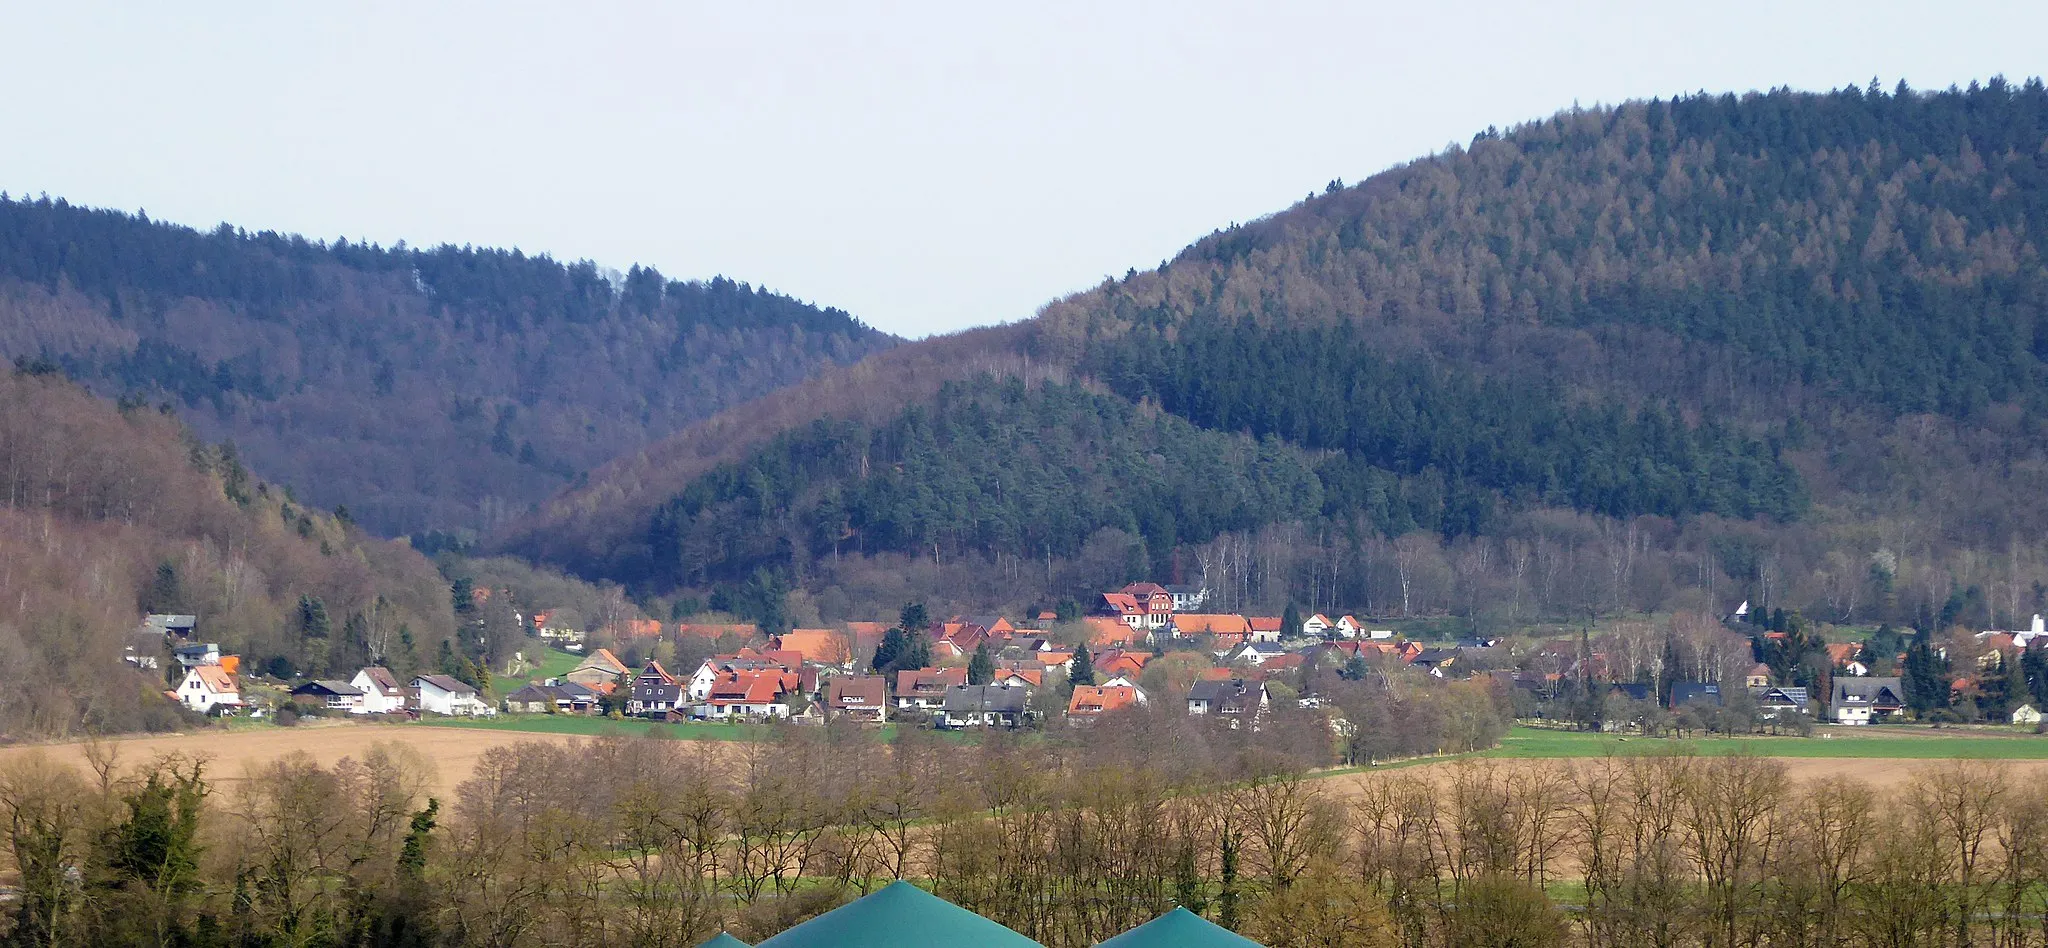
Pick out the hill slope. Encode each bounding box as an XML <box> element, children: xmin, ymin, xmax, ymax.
<box><xmin>506</xmin><ymin>80</ymin><xmax>2048</xmax><ymax>631</ymax></box>
<box><xmin>0</xmin><ymin>366</ymin><xmax>461</xmax><ymax>738</ymax></box>
<box><xmin>0</xmin><ymin>198</ymin><xmax>897</xmax><ymax>536</ymax></box>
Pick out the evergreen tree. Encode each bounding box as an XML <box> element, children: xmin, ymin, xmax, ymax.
<box><xmin>1282</xmin><ymin>603</ymin><xmax>1304</xmax><ymax>640</ymax></box>
<box><xmin>871</xmin><ymin>628</ymin><xmax>905</xmax><ymax>673</ymax></box>
<box><xmin>898</xmin><ymin>602</ymin><xmax>930</xmax><ymax>636</ymax></box>
<box><xmin>1343</xmin><ymin>654</ymin><xmax>1370</xmax><ymax>681</ymax></box>
<box><xmin>142</xmin><ymin>562</ymin><xmax>184</xmax><ymax>615</ymax></box>
<box><xmin>1069</xmin><ymin>647</ymin><xmax>1096</xmax><ymax>688</ymax></box>
<box><xmin>1902</xmin><ymin>627</ymin><xmax>1949</xmax><ymax>714</ymax></box>
<box><xmin>968</xmin><ymin>642</ymin><xmax>995</xmax><ymax>685</ymax></box>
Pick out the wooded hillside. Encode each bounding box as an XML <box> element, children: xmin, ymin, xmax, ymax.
<box><xmin>505</xmin><ymin>80</ymin><xmax>2048</xmax><ymax>635</ymax></box>
<box><xmin>0</xmin><ymin>367</ymin><xmax>457</xmax><ymax>738</ymax></box>
<box><xmin>0</xmin><ymin>197</ymin><xmax>898</xmax><ymax>536</ymax></box>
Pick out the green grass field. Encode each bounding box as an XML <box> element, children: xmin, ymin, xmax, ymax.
<box><xmin>1485</xmin><ymin>725</ymin><xmax>2048</xmax><ymax>759</ymax></box>
<box><xmin>491</xmin><ymin>646</ymin><xmax>586</xmax><ymax>697</ymax></box>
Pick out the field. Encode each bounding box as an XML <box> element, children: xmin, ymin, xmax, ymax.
<box><xmin>1482</xmin><ymin>724</ymin><xmax>2048</xmax><ymax>759</ymax></box>
<box><xmin>491</xmin><ymin>646</ymin><xmax>586</xmax><ymax>697</ymax></box>
<box><xmin>425</xmin><ymin>714</ymin><xmax>771</xmax><ymax>740</ymax></box>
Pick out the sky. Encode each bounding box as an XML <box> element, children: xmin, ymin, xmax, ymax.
<box><xmin>4</xmin><ymin>1</ymin><xmax>2044</xmax><ymax>339</ymax></box>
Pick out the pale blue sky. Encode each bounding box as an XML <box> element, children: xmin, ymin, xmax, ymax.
<box><xmin>3</xmin><ymin>1</ymin><xmax>2042</xmax><ymax>338</ymax></box>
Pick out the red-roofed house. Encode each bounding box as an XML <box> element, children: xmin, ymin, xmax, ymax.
<box><xmin>826</xmin><ymin>675</ymin><xmax>889</xmax><ymax>724</ymax></box>
<box><xmin>1248</xmin><ymin>617</ymin><xmax>1284</xmax><ymax>642</ymax></box>
<box><xmin>772</xmin><ymin>629</ymin><xmax>853</xmax><ymax>667</ymax></box>
<box><xmin>1067</xmin><ymin>685</ymin><xmax>1145</xmax><ymax>723</ymax></box>
<box><xmin>699</xmin><ymin>669</ymin><xmax>801</xmax><ymax>719</ymax></box>
<box><xmin>1085</xmin><ymin>616</ymin><xmax>1144</xmax><ymax>647</ymax></box>
<box><xmin>1171</xmin><ymin>614</ymin><xmax>1252</xmax><ymax>638</ymax></box>
<box><xmin>177</xmin><ymin>665</ymin><xmax>241</xmax><ymax>713</ymax></box>
<box><xmin>894</xmin><ymin>667</ymin><xmax>968</xmax><ymax>711</ymax></box>
<box><xmin>1094</xmin><ymin>649</ymin><xmax>1151</xmax><ymax>684</ymax></box>
<box><xmin>991</xmin><ymin>666</ymin><xmax>1043</xmax><ymax>689</ymax></box>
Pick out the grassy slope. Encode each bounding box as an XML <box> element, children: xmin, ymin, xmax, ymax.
<box><xmin>491</xmin><ymin>646</ymin><xmax>586</xmax><ymax>696</ymax></box>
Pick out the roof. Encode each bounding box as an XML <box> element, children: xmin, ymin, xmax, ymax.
<box><xmin>895</xmin><ymin>667</ymin><xmax>967</xmax><ymax>694</ymax></box>
<box><xmin>753</xmin><ymin>880</ymin><xmax>1040</xmax><ymax>948</ymax></box>
<box><xmin>617</xmin><ymin>618</ymin><xmax>663</xmax><ymax>638</ymax></box>
<box><xmin>773</xmin><ymin>629</ymin><xmax>853</xmax><ymax>665</ymax></box>
<box><xmin>189</xmin><ymin>666</ymin><xmax>237</xmax><ymax>693</ymax></box>
<box><xmin>638</xmin><ymin>661</ymin><xmax>677</xmax><ymax>685</ymax></box>
<box><xmin>1068</xmin><ymin>685</ymin><xmax>1140</xmax><ymax>716</ymax></box>
<box><xmin>573</xmin><ymin>648</ymin><xmax>628</xmax><ymax>675</ymax></box>
<box><xmin>505</xmin><ymin>683</ymin><xmax>558</xmax><ymax>703</ymax></box>
<box><xmin>1120</xmin><ymin>582</ymin><xmax>1170</xmax><ymax>596</ymax></box>
<box><xmin>1835</xmin><ymin>676</ymin><xmax>1905</xmax><ymax>706</ymax></box>
<box><xmin>698</xmin><ymin>934</ymin><xmax>751</xmax><ymax>948</ymax></box>
<box><xmin>992</xmin><ymin>667</ymin><xmax>1043</xmax><ymax>687</ymax></box>
<box><xmin>709</xmin><ymin>670</ymin><xmax>798</xmax><ymax>705</ymax></box>
<box><xmin>1248</xmin><ymin>616</ymin><xmax>1283</xmax><ymax>632</ymax></box>
<box><xmin>1173</xmin><ymin>614</ymin><xmax>1251</xmax><ymax>635</ymax></box>
<box><xmin>677</xmin><ymin>622</ymin><xmax>761</xmax><ymax>639</ymax></box>
<box><xmin>357</xmin><ymin>666</ymin><xmax>404</xmax><ymax>695</ymax></box>
<box><xmin>1096</xmin><ymin>907</ymin><xmax>1258</xmax><ymax>948</ymax></box>
<box><xmin>942</xmin><ymin>685</ymin><xmax>1027</xmax><ymax>714</ymax></box>
<box><xmin>1188</xmin><ymin>678</ymin><xmax>1263</xmax><ymax>713</ymax></box>
<box><xmin>828</xmin><ymin>675</ymin><xmax>889</xmax><ymax>709</ymax></box>
<box><xmin>1825</xmin><ymin>642</ymin><xmax>1862</xmax><ymax>664</ymax></box>
<box><xmin>1670</xmin><ymin>682</ymin><xmax>1722</xmax><ymax>707</ymax></box>
<box><xmin>1747</xmin><ymin>662</ymin><xmax>1773</xmax><ymax>678</ymax></box>
<box><xmin>291</xmin><ymin>680</ymin><xmax>362</xmax><ymax>697</ymax></box>
<box><xmin>417</xmin><ymin>674</ymin><xmax>476</xmax><ymax>696</ymax></box>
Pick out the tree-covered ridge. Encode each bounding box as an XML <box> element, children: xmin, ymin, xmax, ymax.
<box><xmin>642</xmin><ymin>378</ymin><xmax>1325</xmax><ymax>588</ymax></box>
<box><xmin>0</xmin><ymin>194</ymin><xmax>898</xmax><ymax>536</ymax></box>
<box><xmin>1040</xmin><ymin>80</ymin><xmax>2048</xmax><ymax>419</ymax></box>
<box><xmin>1096</xmin><ymin>319</ymin><xmax>1807</xmax><ymax>530</ymax></box>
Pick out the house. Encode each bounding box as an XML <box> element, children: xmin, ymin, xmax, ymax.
<box><xmin>689</xmin><ymin>648</ymin><xmax>804</xmax><ymax>701</ymax></box>
<box><xmin>1171</xmin><ymin>614</ymin><xmax>1252</xmax><ymax>638</ymax></box>
<box><xmin>1752</xmin><ymin>686</ymin><xmax>1812</xmax><ymax>717</ymax></box>
<box><xmin>176</xmin><ymin>666</ymin><xmax>241</xmax><ymax>713</ymax></box>
<box><xmin>1609</xmin><ymin>682</ymin><xmax>1655</xmax><ymax>703</ymax></box>
<box><xmin>1093</xmin><ymin>649</ymin><xmax>1151</xmax><ymax>683</ymax></box>
<box><xmin>415</xmin><ymin>675</ymin><xmax>493</xmax><ymax>716</ymax></box>
<box><xmin>1302</xmin><ymin>614</ymin><xmax>1332</xmax><ymax>637</ymax></box>
<box><xmin>1980</xmin><ymin>614</ymin><xmax>2048</xmax><ymax>651</ymax></box>
<box><xmin>826</xmin><ymin>675</ymin><xmax>889</xmax><ymax>724</ymax></box>
<box><xmin>1411</xmin><ymin>648</ymin><xmax>1459</xmax><ymax>677</ymax></box>
<box><xmin>1669</xmin><ymin>682</ymin><xmax>1722</xmax><ymax>709</ymax></box>
<box><xmin>628</xmin><ymin>662</ymin><xmax>683</xmax><ymax>718</ymax></box>
<box><xmin>1831</xmin><ymin>676</ymin><xmax>1905</xmax><ymax>725</ymax></box>
<box><xmin>699</xmin><ymin>670</ymin><xmax>799</xmax><ymax>719</ymax></box>
<box><xmin>1067</xmin><ymin>685</ymin><xmax>1144</xmax><ymax>723</ymax></box>
<box><xmin>940</xmin><ymin>685</ymin><xmax>1029</xmax><ymax>729</ymax></box>
<box><xmin>608</xmin><ymin>618</ymin><xmax>664</xmax><ymax>639</ymax></box>
<box><xmin>1222</xmin><ymin>641</ymin><xmax>1288</xmax><ymax>666</ymax></box>
<box><xmin>172</xmin><ymin>642</ymin><xmax>221</xmax><ymax>669</ymax></box>
<box><xmin>349</xmin><ymin>667</ymin><xmax>409</xmax><ymax>714</ymax></box>
<box><xmin>1335</xmin><ymin>615</ymin><xmax>1363</xmax><ymax>638</ymax></box>
<box><xmin>2014</xmin><ymin>704</ymin><xmax>2043</xmax><ymax>726</ymax></box>
<box><xmin>1186</xmin><ymin>678</ymin><xmax>1268</xmax><ymax>721</ymax></box>
<box><xmin>772</xmin><ymin>629</ymin><xmax>854</xmax><ymax>667</ymax></box>
<box><xmin>1744</xmin><ymin>663</ymin><xmax>1773</xmax><ymax>688</ymax></box>
<box><xmin>1100</xmin><ymin>583</ymin><xmax>1174</xmax><ymax>633</ymax></box>
<box><xmin>566</xmin><ymin>648</ymin><xmax>629</xmax><ymax>690</ymax></box>
<box><xmin>289</xmin><ymin>680</ymin><xmax>364</xmax><ymax>712</ymax></box>
<box><xmin>1085</xmin><ymin>616</ymin><xmax>1145</xmax><ymax>647</ymax></box>
<box><xmin>1247</xmin><ymin>617</ymin><xmax>1284</xmax><ymax>643</ymax></box>
<box><xmin>504</xmin><ymin>681</ymin><xmax>599</xmax><ymax>714</ymax></box>
<box><xmin>1165</xmin><ymin>584</ymin><xmax>1210</xmax><ymax>611</ymax></box>
<box><xmin>1826</xmin><ymin>643</ymin><xmax>1868</xmax><ymax>676</ymax></box>
<box><xmin>991</xmin><ymin>666</ymin><xmax>1044</xmax><ymax>689</ymax></box>
<box><xmin>143</xmin><ymin>614</ymin><xmax>198</xmax><ymax>639</ymax></box>
<box><xmin>894</xmin><ymin>667</ymin><xmax>968</xmax><ymax>712</ymax></box>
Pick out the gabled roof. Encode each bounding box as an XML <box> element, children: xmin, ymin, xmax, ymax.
<box><xmin>1835</xmin><ymin>676</ymin><xmax>1905</xmax><ymax>706</ymax></box>
<box><xmin>773</xmin><ymin>629</ymin><xmax>852</xmax><ymax>665</ymax></box>
<box><xmin>1085</xmin><ymin>617</ymin><xmax>1143</xmax><ymax>646</ymax></box>
<box><xmin>1068</xmin><ymin>685</ymin><xmax>1141</xmax><ymax>716</ymax></box>
<box><xmin>1173</xmin><ymin>614</ymin><xmax>1251</xmax><ymax>635</ymax></box>
<box><xmin>1247</xmin><ymin>616</ymin><xmax>1283</xmax><ymax>632</ymax></box>
<box><xmin>991</xmin><ymin>667</ymin><xmax>1043</xmax><ymax>688</ymax></box>
<box><xmin>942</xmin><ymin>684</ymin><xmax>1028</xmax><ymax>714</ymax></box>
<box><xmin>828</xmin><ymin>675</ymin><xmax>889</xmax><ymax>709</ymax></box>
<box><xmin>416</xmin><ymin>674</ymin><xmax>477</xmax><ymax>696</ymax></box>
<box><xmin>1096</xmin><ymin>907</ymin><xmax>1258</xmax><ymax>947</ymax></box>
<box><xmin>290</xmin><ymin>679</ymin><xmax>362</xmax><ymax>697</ymax></box>
<box><xmin>573</xmin><ymin>647</ymin><xmax>628</xmax><ymax>675</ymax></box>
<box><xmin>709</xmin><ymin>670</ymin><xmax>798</xmax><ymax>705</ymax></box>
<box><xmin>753</xmin><ymin>880</ymin><xmax>1040</xmax><ymax>948</ymax></box>
<box><xmin>1120</xmin><ymin>582</ymin><xmax>1170</xmax><ymax>597</ymax></box>
<box><xmin>1188</xmin><ymin>678</ymin><xmax>1263</xmax><ymax>713</ymax></box>
<box><xmin>188</xmin><ymin>666</ymin><xmax>238</xmax><ymax>693</ymax></box>
<box><xmin>895</xmin><ymin>667</ymin><xmax>967</xmax><ymax>695</ymax></box>
<box><xmin>637</xmin><ymin>660</ymin><xmax>677</xmax><ymax>685</ymax></box>
<box><xmin>357</xmin><ymin>666</ymin><xmax>404</xmax><ymax>695</ymax></box>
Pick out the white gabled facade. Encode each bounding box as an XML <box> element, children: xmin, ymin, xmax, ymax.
<box><xmin>414</xmin><ymin>675</ymin><xmax>494</xmax><ymax>717</ymax></box>
<box><xmin>177</xmin><ymin>667</ymin><xmax>241</xmax><ymax>713</ymax></box>
<box><xmin>349</xmin><ymin>667</ymin><xmax>409</xmax><ymax>714</ymax></box>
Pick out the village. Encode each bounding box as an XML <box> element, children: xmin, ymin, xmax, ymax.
<box><xmin>131</xmin><ymin>582</ymin><xmax>2048</xmax><ymax>737</ymax></box>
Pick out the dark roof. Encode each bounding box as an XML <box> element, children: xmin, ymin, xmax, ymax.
<box><xmin>753</xmin><ymin>880</ymin><xmax>1040</xmax><ymax>948</ymax></box>
<box><xmin>697</xmin><ymin>935</ymin><xmax>751</xmax><ymax>948</ymax></box>
<box><xmin>1834</xmin><ymin>676</ymin><xmax>1905</xmax><ymax>707</ymax></box>
<box><xmin>1414</xmin><ymin>647</ymin><xmax>1459</xmax><ymax>663</ymax></box>
<box><xmin>829</xmin><ymin>675</ymin><xmax>889</xmax><ymax>709</ymax></box>
<box><xmin>505</xmin><ymin>684</ymin><xmax>557</xmax><ymax>703</ymax></box>
<box><xmin>1096</xmin><ymin>907</ymin><xmax>1259</xmax><ymax>947</ymax></box>
<box><xmin>941</xmin><ymin>684</ymin><xmax>1027</xmax><ymax>714</ymax></box>
<box><xmin>1187</xmin><ymin>678</ymin><xmax>1262</xmax><ymax>713</ymax></box>
<box><xmin>416</xmin><ymin>674</ymin><xmax>476</xmax><ymax>695</ymax></box>
<box><xmin>290</xmin><ymin>680</ymin><xmax>362</xmax><ymax>697</ymax></box>
<box><xmin>1609</xmin><ymin>682</ymin><xmax>1654</xmax><ymax>702</ymax></box>
<box><xmin>1670</xmin><ymin>682</ymin><xmax>1722</xmax><ymax>707</ymax></box>
<box><xmin>1753</xmin><ymin>686</ymin><xmax>1811</xmax><ymax>709</ymax></box>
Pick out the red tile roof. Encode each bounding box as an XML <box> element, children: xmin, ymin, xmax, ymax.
<box><xmin>1068</xmin><ymin>685</ymin><xmax>1140</xmax><ymax>716</ymax></box>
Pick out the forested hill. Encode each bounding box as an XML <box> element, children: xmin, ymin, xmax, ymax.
<box><xmin>0</xmin><ymin>366</ymin><xmax>459</xmax><ymax>738</ymax></box>
<box><xmin>509</xmin><ymin>80</ymin><xmax>2048</xmax><ymax>635</ymax></box>
<box><xmin>0</xmin><ymin>197</ymin><xmax>898</xmax><ymax>536</ymax></box>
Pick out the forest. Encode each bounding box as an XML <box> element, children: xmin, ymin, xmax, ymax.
<box><xmin>0</xmin><ymin>195</ymin><xmax>897</xmax><ymax>536</ymax></box>
<box><xmin>0</xmin><ymin>368</ymin><xmax>460</xmax><ymax>738</ymax></box>
<box><xmin>508</xmin><ymin>80</ymin><xmax>2048</xmax><ymax>635</ymax></box>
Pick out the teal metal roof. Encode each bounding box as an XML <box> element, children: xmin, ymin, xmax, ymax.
<box><xmin>754</xmin><ymin>881</ymin><xmax>1042</xmax><ymax>948</ymax></box>
<box><xmin>1094</xmin><ymin>908</ymin><xmax>1263</xmax><ymax>947</ymax></box>
<box><xmin>697</xmin><ymin>934</ymin><xmax>751</xmax><ymax>948</ymax></box>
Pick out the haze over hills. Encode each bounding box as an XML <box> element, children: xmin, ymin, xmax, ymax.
<box><xmin>501</xmin><ymin>79</ymin><xmax>2048</xmax><ymax>632</ymax></box>
<box><xmin>0</xmin><ymin>198</ymin><xmax>898</xmax><ymax>537</ymax></box>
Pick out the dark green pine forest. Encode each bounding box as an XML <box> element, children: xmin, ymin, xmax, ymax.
<box><xmin>521</xmin><ymin>78</ymin><xmax>2048</xmax><ymax>633</ymax></box>
<box><xmin>0</xmin><ymin>197</ymin><xmax>897</xmax><ymax>536</ymax></box>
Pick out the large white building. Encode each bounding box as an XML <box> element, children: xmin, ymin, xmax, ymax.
<box><xmin>413</xmin><ymin>674</ymin><xmax>493</xmax><ymax>716</ymax></box>
<box><xmin>176</xmin><ymin>666</ymin><xmax>241</xmax><ymax>713</ymax></box>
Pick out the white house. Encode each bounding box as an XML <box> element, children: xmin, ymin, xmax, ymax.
<box><xmin>2015</xmin><ymin>704</ymin><xmax>2043</xmax><ymax>727</ymax></box>
<box><xmin>172</xmin><ymin>642</ymin><xmax>221</xmax><ymax>669</ymax></box>
<box><xmin>177</xmin><ymin>666</ymin><xmax>241</xmax><ymax>713</ymax></box>
<box><xmin>414</xmin><ymin>674</ymin><xmax>494</xmax><ymax>716</ymax></box>
<box><xmin>350</xmin><ymin>667</ymin><xmax>409</xmax><ymax>714</ymax></box>
<box><xmin>290</xmin><ymin>680</ymin><xmax>364</xmax><ymax>712</ymax></box>
<box><xmin>1335</xmin><ymin>615</ymin><xmax>1363</xmax><ymax>638</ymax></box>
<box><xmin>1830</xmin><ymin>677</ymin><xmax>1904</xmax><ymax>725</ymax></box>
<box><xmin>1302</xmin><ymin>614</ymin><xmax>1332</xmax><ymax>637</ymax></box>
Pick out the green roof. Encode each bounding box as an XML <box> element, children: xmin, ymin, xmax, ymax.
<box><xmin>1095</xmin><ymin>908</ymin><xmax>1263</xmax><ymax>947</ymax></box>
<box><xmin>754</xmin><ymin>880</ymin><xmax>1042</xmax><ymax>948</ymax></box>
<box><xmin>697</xmin><ymin>934</ymin><xmax>751</xmax><ymax>948</ymax></box>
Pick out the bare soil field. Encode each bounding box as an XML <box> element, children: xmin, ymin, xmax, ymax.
<box><xmin>0</xmin><ymin>722</ymin><xmax>586</xmax><ymax>799</ymax></box>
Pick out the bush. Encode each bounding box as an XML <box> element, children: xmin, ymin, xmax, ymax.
<box><xmin>275</xmin><ymin>707</ymin><xmax>300</xmax><ymax>727</ymax></box>
<box><xmin>1443</xmin><ymin>874</ymin><xmax>1567</xmax><ymax>948</ymax></box>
